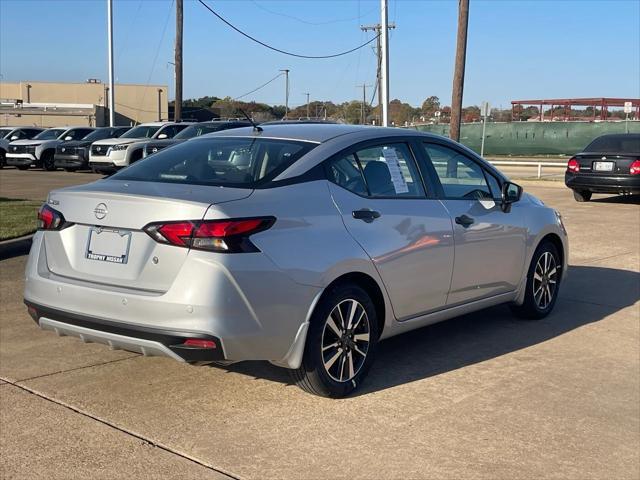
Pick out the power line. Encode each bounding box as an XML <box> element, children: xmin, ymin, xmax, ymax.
<box><xmin>233</xmin><ymin>73</ymin><xmax>284</xmax><ymax>100</ymax></box>
<box><xmin>197</xmin><ymin>0</ymin><xmax>380</xmax><ymax>59</ymax></box>
<box><xmin>249</xmin><ymin>0</ymin><xmax>377</xmax><ymax>26</ymax></box>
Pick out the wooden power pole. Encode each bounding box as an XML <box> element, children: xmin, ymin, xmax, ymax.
<box><xmin>450</xmin><ymin>0</ymin><xmax>469</xmax><ymax>142</ymax></box>
<box><xmin>174</xmin><ymin>0</ymin><xmax>183</xmax><ymax>121</ymax></box>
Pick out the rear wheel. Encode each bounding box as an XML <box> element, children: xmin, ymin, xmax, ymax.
<box><xmin>573</xmin><ymin>189</ymin><xmax>592</xmax><ymax>202</ymax></box>
<box><xmin>16</xmin><ymin>165</ymin><xmax>29</xmax><ymax>171</ymax></box>
<box><xmin>290</xmin><ymin>283</ymin><xmax>378</xmax><ymax>397</ymax></box>
<box><xmin>42</xmin><ymin>151</ymin><xmax>56</xmax><ymax>171</ymax></box>
<box><xmin>511</xmin><ymin>241</ymin><xmax>561</xmax><ymax>320</ymax></box>
<box><xmin>64</xmin><ymin>167</ymin><xmax>78</xmax><ymax>172</ymax></box>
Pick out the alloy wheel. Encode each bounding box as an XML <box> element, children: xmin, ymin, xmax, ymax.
<box><xmin>321</xmin><ymin>299</ymin><xmax>371</xmax><ymax>383</ymax></box>
<box><xmin>533</xmin><ymin>251</ymin><xmax>558</xmax><ymax>309</ymax></box>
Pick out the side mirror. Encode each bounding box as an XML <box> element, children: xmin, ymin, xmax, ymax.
<box><xmin>501</xmin><ymin>181</ymin><xmax>523</xmax><ymax>211</ymax></box>
<box><xmin>10</xmin><ymin>135</ymin><xmax>19</xmax><ymax>141</ymax></box>
<box><xmin>157</xmin><ymin>133</ymin><xmax>168</xmax><ymax>139</ymax></box>
<box><xmin>64</xmin><ymin>136</ymin><xmax>73</xmax><ymax>141</ymax></box>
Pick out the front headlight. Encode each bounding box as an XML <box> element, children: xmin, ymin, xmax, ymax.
<box><xmin>555</xmin><ymin>210</ymin><xmax>567</xmax><ymax>235</ymax></box>
<box><xmin>110</xmin><ymin>144</ymin><xmax>129</xmax><ymax>152</ymax></box>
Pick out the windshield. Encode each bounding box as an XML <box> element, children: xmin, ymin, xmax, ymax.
<box><xmin>33</xmin><ymin>129</ymin><xmax>65</xmax><ymax>140</ymax></box>
<box><xmin>112</xmin><ymin>137</ymin><xmax>316</xmax><ymax>188</ymax></box>
<box><xmin>82</xmin><ymin>128</ymin><xmax>122</xmax><ymax>141</ymax></box>
<box><xmin>173</xmin><ymin>123</ymin><xmax>243</xmax><ymax>140</ymax></box>
<box><xmin>584</xmin><ymin>134</ymin><xmax>640</xmax><ymax>153</ymax></box>
<box><xmin>120</xmin><ymin>125</ymin><xmax>161</xmax><ymax>139</ymax></box>
<box><xmin>0</xmin><ymin>128</ymin><xmax>12</xmax><ymax>138</ymax></box>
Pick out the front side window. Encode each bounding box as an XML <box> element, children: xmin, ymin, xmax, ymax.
<box><xmin>112</xmin><ymin>137</ymin><xmax>316</xmax><ymax>188</ymax></box>
<box><xmin>62</xmin><ymin>128</ymin><xmax>94</xmax><ymax>141</ymax></box>
<box><xmin>328</xmin><ymin>143</ymin><xmax>425</xmax><ymax>198</ymax></box>
<box><xmin>423</xmin><ymin>143</ymin><xmax>494</xmax><ymax>200</ymax></box>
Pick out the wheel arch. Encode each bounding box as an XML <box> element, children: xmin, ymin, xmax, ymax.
<box><xmin>537</xmin><ymin>232</ymin><xmax>565</xmax><ymax>280</ymax></box>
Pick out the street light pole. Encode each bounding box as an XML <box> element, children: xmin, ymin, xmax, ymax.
<box><xmin>157</xmin><ymin>89</ymin><xmax>163</xmax><ymax>121</ymax></box>
<box><xmin>304</xmin><ymin>92</ymin><xmax>310</xmax><ymax>118</ymax></box>
<box><xmin>107</xmin><ymin>0</ymin><xmax>115</xmax><ymax>126</ymax></box>
<box><xmin>380</xmin><ymin>0</ymin><xmax>390</xmax><ymax>126</ymax></box>
<box><xmin>280</xmin><ymin>69</ymin><xmax>290</xmax><ymax>119</ymax></box>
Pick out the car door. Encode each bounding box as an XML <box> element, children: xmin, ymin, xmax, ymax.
<box><xmin>326</xmin><ymin>140</ymin><xmax>455</xmax><ymax>320</ymax></box>
<box><xmin>420</xmin><ymin>142</ymin><xmax>526</xmax><ymax>306</ymax></box>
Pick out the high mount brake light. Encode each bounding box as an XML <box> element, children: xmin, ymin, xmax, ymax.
<box><xmin>630</xmin><ymin>159</ymin><xmax>640</xmax><ymax>175</ymax></box>
<box><xmin>37</xmin><ymin>204</ymin><xmax>70</xmax><ymax>231</ymax></box>
<box><xmin>567</xmin><ymin>157</ymin><xmax>580</xmax><ymax>173</ymax></box>
<box><xmin>144</xmin><ymin>217</ymin><xmax>275</xmax><ymax>253</ymax></box>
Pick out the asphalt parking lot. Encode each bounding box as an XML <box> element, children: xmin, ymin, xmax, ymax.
<box><xmin>0</xmin><ymin>169</ymin><xmax>639</xmax><ymax>479</ymax></box>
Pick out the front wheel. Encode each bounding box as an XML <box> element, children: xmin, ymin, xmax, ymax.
<box><xmin>42</xmin><ymin>151</ymin><xmax>56</xmax><ymax>171</ymax></box>
<box><xmin>290</xmin><ymin>283</ymin><xmax>378</xmax><ymax>397</ymax></box>
<box><xmin>573</xmin><ymin>189</ymin><xmax>592</xmax><ymax>202</ymax></box>
<box><xmin>511</xmin><ymin>241</ymin><xmax>561</xmax><ymax>320</ymax></box>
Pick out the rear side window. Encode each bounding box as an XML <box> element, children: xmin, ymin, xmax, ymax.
<box><xmin>112</xmin><ymin>137</ymin><xmax>316</xmax><ymax>188</ymax></box>
<box><xmin>423</xmin><ymin>143</ymin><xmax>493</xmax><ymax>200</ymax></box>
<box><xmin>327</xmin><ymin>143</ymin><xmax>426</xmax><ymax>198</ymax></box>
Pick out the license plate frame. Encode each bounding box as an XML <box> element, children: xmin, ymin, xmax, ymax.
<box><xmin>593</xmin><ymin>161</ymin><xmax>614</xmax><ymax>172</ymax></box>
<box><xmin>85</xmin><ymin>227</ymin><xmax>132</xmax><ymax>264</ymax></box>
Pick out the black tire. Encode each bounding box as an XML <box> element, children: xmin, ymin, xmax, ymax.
<box><xmin>290</xmin><ymin>283</ymin><xmax>378</xmax><ymax>398</ymax></box>
<box><xmin>0</xmin><ymin>151</ymin><xmax>5</xmax><ymax>168</ymax></box>
<box><xmin>573</xmin><ymin>189</ymin><xmax>592</xmax><ymax>202</ymax></box>
<box><xmin>63</xmin><ymin>167</ymin><xmax>78</xmax><ymax>172</ymax></box>
<box><xmin>510</xmin><ymin>241</ymin><xmax>561</xmax><ymax>320</ymax></box>
<box><xmin>42</xmin><ymin>151</ymin><xmax>56</xmax><ymax>171</ymax></box>
<box><xmin>16</xmin><ymin>165</ymin><xmax>29</xmax><ymax>171</ymax></box>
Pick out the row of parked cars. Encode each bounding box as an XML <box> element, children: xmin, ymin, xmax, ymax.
<box><xmin>0</xmin><ymin>120</ymin><xmax>252</xmax><ymax>173</ymax></box>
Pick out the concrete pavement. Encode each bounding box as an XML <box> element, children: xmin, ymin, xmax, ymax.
<box><xmin>1</xmin><ymin>182</ymin><xmax>638</xmax><ymax>479</ymax></box>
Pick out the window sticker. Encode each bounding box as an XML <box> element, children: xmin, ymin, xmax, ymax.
<box><xmin>381</xmin><ymin>148</ymin><xmax>409</xmax><ymax>194</ymax></box>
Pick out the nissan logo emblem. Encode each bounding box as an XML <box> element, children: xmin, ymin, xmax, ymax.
<box><xmin>94</xmin><ymin>203</ymin><xmax>108</xmax><ymax>220</ymax></box>
<box><xmin>97</xmin><ymin>146</ymin><xmax>102</xmax><ymax>152</ymax></box>
<box><xmin>61</xmin><ymin>147</ymin><xmax>66</xmax><ymax>152</ymax></box>
<box><xmin>152</xmin><ymin>147</ymin><xmax>158</xmax><ymax>153</ymax></box>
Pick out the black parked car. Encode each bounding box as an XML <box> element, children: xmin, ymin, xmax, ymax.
<box><xmin>565</xmin><ymin>133</ymin><xmax>640</xmax><ymax>201</ymax></box>
<box><xmin>54</xmin><ymin>126</ymin><xmax>131</xmax><ymax>171</ymax></box>
<box><xmin>143</xmin><ymin>120</ymin><xmax>252</xmax><ymax>157</ymax></box>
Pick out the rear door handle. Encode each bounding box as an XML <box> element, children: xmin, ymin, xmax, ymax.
<box><xmin>352</xmin><ymin>209</ymin><xmax>381</xmax><ymax>223</ymax></box>
<box><xmin>455</xmin><ymin>214</ymin><xmax>474</xmax><ymax>227</ymax></box>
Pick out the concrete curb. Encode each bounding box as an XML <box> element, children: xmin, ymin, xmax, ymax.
<box><xmin>0</xmin><ymin>233</ymin><xmax>33</xmax><ymax>261</ymax></box>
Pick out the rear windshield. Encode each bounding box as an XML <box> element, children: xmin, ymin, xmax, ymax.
<box><xmin>112</xmin><ymin>137</ymin><xmax>316</xmax><ymax>188</ymax></box>
<box><xmin>173</xmin><ymin>123</ymin><xmax>248</xmax><ymax>140</ymax></box>
<box><xmin>34</xmin><ymin>129</ymin><xmax>65</xmax><ymax>140</ymax></box>
<box><xmin>584</xmin><ymin>135</ymin><xmax>640</xmax><ymax>153</ymax></box>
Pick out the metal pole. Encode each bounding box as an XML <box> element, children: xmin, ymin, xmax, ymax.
<box><xmin>480</xmin><ymin>114</ymin><xmax>487</xmax><ymax>157</ymax></box>
<box><xmin>174</xmin><ymin>0</ymin><xmax>183</xmax><ymax>122</ymax></box>
<box><xmin>280</xmin><ymin>69</ymin><xmax>289</xmax><ymax>119</ymax></box>
<box><xmin>449</xmin><ymin>0</ymin><xmax>469</xmax><ymax>142</ymax></box>
<box><xmin>380</xmin><ymin>0</ymin><xmax>390</xmax><ymax>126</ymax></box>
<box><xmin>304</xmin><ymin>92</ymin><xmax>310</xmax><ymax>118</ymax></box>
<box><xmin>107</xmin><ymin>0</ymin><xmax>115</xmax><ymax>126</ymax></box>
<box><xmin>157</xmin><ymin>89</ymin><xmax>163</xmax><ymax>121</ymax></box>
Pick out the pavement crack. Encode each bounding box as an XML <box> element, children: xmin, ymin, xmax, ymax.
<box><xmin>0</xmin><ymin>380</ymin><xmax>241</xmax><ymax>480</ymax></box>
<box><xmin>9</xmin><ymin>354</ymin><xmax>139</xmax><ymax>383</ymax></box>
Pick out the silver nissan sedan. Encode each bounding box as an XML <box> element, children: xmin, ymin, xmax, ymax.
<box><xmin>24</xmin><ymin>124</ymin><xmax>568</xmax><ymax>397</ymax></box>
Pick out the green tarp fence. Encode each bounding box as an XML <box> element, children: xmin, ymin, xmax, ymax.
<box><xmin>412</xmin><ymin>121</ymin><xmax>640</xmax><ymax>156</ymax></box>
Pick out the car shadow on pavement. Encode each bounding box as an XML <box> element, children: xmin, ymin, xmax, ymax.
<box><xmin>214</xmin><ymin>265</ymin><xmax>640</xmax><ymax>396</ymax></box>
<box><xmin>591</xmin><ymin>194</ymin><xmax>640</xmax><ymax>204</ymax></box>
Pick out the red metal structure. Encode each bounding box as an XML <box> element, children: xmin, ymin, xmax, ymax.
<box><xmin>511</xmin><ymin>97</ymin><xmax>640</xmax><ymax>121</ymax></box>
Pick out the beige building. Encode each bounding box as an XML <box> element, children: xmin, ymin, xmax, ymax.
<box><xmin>0</xmin><ymin>80</ymin><xmax>168</xmax><ymax>127</ymax></box>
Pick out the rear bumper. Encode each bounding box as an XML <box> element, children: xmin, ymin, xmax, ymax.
<box><xmin>565</xmin><ymin>172</ymin><xmax>640</xmax><ymax>194</ymax></box>
<box><xmin>25</xmin><ymin>300</ymin><xmax>225</xmax><ymax>362</ymax></box>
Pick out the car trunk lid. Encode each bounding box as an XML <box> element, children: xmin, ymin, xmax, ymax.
<box><xmin>574</xmin><ymin>153</ymin><xmax>639</xmax><ymax>175</ymax></box>
<box><xmin>43</xmin><ymin>180</ymin><xmax>252</xmax><ymax>292</ymax></box>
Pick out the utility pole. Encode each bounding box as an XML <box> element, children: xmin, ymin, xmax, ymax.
<box><xmin>380</xmin><ymin>0</ymin><xmax>390</xmax><ymax>126</ymax></box>
<box><xmin>450</xmin><ymin>0</ymin><xmax>469</xmax><ymax>142</ymax></box>
<box><xmin>303</xmin><ymin>92</ymin><xmax>310</xmax><ymax>118</ymax></box>
<box><xmin>107</xmin><ymin>0</ymin><xmax>115</xmax><ymax>126</ymax></box>
<box><xmin>357</xmin><ymin>84</ymin><xmax>372</xmax><ymax>124</ymax></box>
<box><xmin>361</xmin><ymin>20</ymin><xmax>394</xmax><ymax>125</ymax></box>
<box><xmin>280</xmin><ymin>69</ymin><xmax>290</xmax><ymax>119</ymax></box>
<box><xmin>174</xmin><ymin>0</ymin><xmax>183</xmax><ymax>122</ymax></box>
<box><xmin>157</xmin><ymin>89</ymin><xmax>163</xmax><ymax>121</ymax></box>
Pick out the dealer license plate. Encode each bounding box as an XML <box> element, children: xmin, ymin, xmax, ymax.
<box><xmin>593</xmin><ymin>161</ymin><xmax>614</xmax><ymax>172</ymax></box>
<box><xmin>86</xmin><ymin>227</ymin><xmax>132</xmax><ymax>264</ymax></box>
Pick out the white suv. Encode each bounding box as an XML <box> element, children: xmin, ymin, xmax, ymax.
<box><xmin>89</xmin><ymin>122</ymin><xmax>192</xmax><ymax>172</ymax></box>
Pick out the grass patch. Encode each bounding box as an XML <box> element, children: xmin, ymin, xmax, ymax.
<box><xmin>0</xmin><ymin>197</ymin><xmax>41</xmax><ymax>241</ymax></box>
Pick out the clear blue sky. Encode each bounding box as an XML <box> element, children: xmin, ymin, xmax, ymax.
<box><xmin>1</xmin><ymin>0</ymin><xmax>638</xmax><ymax>109</ymax></box>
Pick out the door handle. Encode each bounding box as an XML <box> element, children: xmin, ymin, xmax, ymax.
<box><xmin>352</xmin><ymin>209</ymin><xmax>381</xmax><ymax>223</ymax></box>
<box><xmin>455</xmin><ymin>214</ymin><xmax>474</xmax><ymax>227</ymax></box>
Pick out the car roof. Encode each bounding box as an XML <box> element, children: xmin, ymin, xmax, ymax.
<box><xmin>202</xmin><ymin>123</ymin><xmax>435</xmax><ymax>144</ymax></box>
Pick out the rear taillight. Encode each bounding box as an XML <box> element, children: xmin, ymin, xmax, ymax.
<box><xmin>37</xmin><ymin>204</ymin><xmax>69</xmax><ymax>230</ymax></box>
<box><xmin>630</xmin><ymin>159</ymin><xmax>640</xmax><ymax>175</ymax></box>
<box><xmin>144</xmin><ymin>217</ymin><xmax>275</xmax><ymax>253</ymax></box>
<box><xmin>567</xmin><ymin>157</ymin><xmax>580</xmax><ymax>173</ymax></box>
